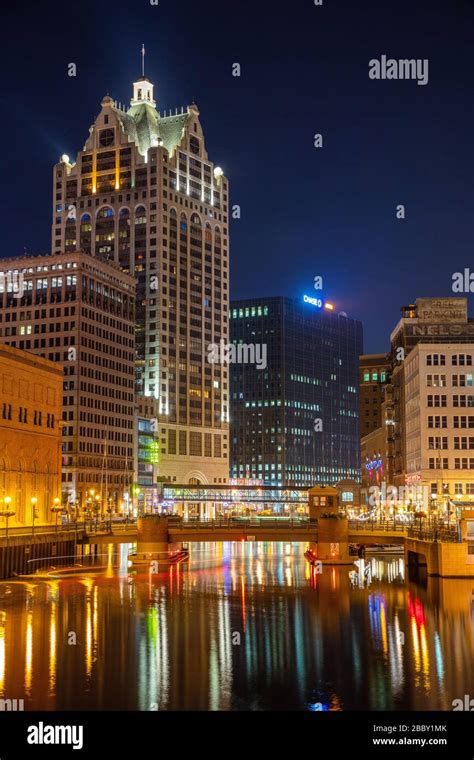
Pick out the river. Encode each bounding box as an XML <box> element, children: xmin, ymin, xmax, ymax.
<box><xmin>0</xmin><ymin>541</ymin><xmax>472</xmax><ymax>710</ymax></box>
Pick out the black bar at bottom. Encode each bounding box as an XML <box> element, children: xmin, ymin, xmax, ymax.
<box><xmin>0</xmin><ymin>711</ymin><xmax>473</xmax><ymax>757</ymax></box>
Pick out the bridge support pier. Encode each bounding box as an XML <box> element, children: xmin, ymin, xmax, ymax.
<box><xmin>315</xmin><ymin>517</ymin><xmax>352</xmax><ymax>564</ymax></box>
<box><xmin>307</xmin><ymin>487</ymin><xmax>352</xmax><ymax>565</ymax></box>
<box><xmin>136</xmin><ymin>515</ymin><xmax>170</xmax><ymax>560</ymax></box>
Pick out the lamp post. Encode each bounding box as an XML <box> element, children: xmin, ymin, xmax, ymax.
<box><xmin>31</xmin><ymin>496</ymin><xmax>38</xmax><ymax>537</ymax></box>
<box><xmin>87</xmin><ymin>490</ymin><xmax>95</xmax><ymax>530</ymax></box>
<box><xmin>0</xmin><ymin>498</ymin><xmax>15</xmax><ymax>546</ymax></box>
<box><xmin>95</xmin><ymin>494</ymin><xmax>100</xmax><ymax>530</ymax></box>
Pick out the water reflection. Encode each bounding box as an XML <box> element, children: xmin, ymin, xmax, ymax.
<box><xmin>0</xmin><ymin>542</ymin><xmax>473</xmax><ymax>710</ymax></box>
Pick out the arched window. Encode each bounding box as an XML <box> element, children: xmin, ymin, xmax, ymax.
<box><xmin>95</xmin><ymin>207</ymin><xmax>115</xmax><ymax>256</ymax></box>
<box><xmin>97</xmin><ymin>206</ymin><xmax>114</xmax><ymax>219</ymax></box>
<box><xmin>118</xmin><ymin>208</ymin><xmax>131</xmax><ymax>251</ymax></box>
<box><xmin>190</xmin><ymin>214</ymin><xmax>202</xmax><ymax>241</ymax></box>
<box><xmin>80</xmin><ymin>213</ymin><xmax>92</xmax><ymax>252</ymax></box>
<box><xmin>135</xmin><ymin>206</ymin><xmax>147</xmax><ymax>224</ymax></box>
<box><xmin>170</xmin><ymin>208</ymin><xmax>177</xmax><ymax>218</ymax></box>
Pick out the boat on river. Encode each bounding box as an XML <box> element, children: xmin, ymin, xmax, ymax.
<box><xmin>128</xmin><ymin>545</ymin><xmax>189</xmax><ymax>569</ymax></box>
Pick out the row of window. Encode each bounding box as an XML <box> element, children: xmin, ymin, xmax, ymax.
<box><xmin>428</xmin><ymin>436</ymin><xmax>474</xmax><ymax>449</ymax></box>
<box><xmin>363</xmin><ymin>371</ymin><xmax>387</xmax><ymax>382</ymax></box>
<box><xmin>427</xmin><ymin>395</ymin><xmax>474</xmax><ymax>407</ymax></box>
<box><xmin>427</xmin><ymin>374</ymin><xmax>473</xmax><ymax>387</ymax></box>
<box><xmin>429</xmin><ymin>458</ymin><xmax>474</xmax><ymax>469</ymax></box>
<box><xmin>426</xmin><ymin>354</ymin><xmax>473</xmax><ymax>366</ymax></box>
<box><xmin>428</xmin><ymin>416</ymin><xmax>474</xmax><ymax>428</ymax></box>
<box><xmin>230</xmin><ymin>306</ymin><xmax>270</xmax><ymax>319</ymax></box>
<box><xmin>2</xmin><ymin>404</ymin><xmax>55</xmax><ymax>428</ymax></box>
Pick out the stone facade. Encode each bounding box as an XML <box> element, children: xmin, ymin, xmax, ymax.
<box><xmin>403</xmin><ymin>342</ymin><xmax>474</xmax><ymax>509</ymax></box>
<box><xmin>0</xmin><ymin>344</ymin><xmax>63</xmax><ymax>527</ymax></box>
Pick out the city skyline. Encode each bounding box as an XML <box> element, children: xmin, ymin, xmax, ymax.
<box><xmin>1</xmin><ymin>0</ymin><xmax>473</xmax><ymax>354</ymax></box>
<box><xmin>1</xmin><ymin>0</ymin><xmax>474</xmax><ymax>739</ymax></box>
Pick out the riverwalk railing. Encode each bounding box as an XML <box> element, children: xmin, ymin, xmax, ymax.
<box><xmin>406</xmin><ymin>525</ymin><xmax>460</xmax><ymax>543</ymax></box>
<box><xmin>347</xmin><ymin>519</ymin><xmax>461</xmax><ymax>543</ymax></box>
<box><xmin>348</xmin><ymin>520</ymin><xmax>409</xmax><ymax>533</ymax></box>
<box><xmin>168</xmin><ymin>517</ymin><xmax>316</xmax><ymax>530</ymax></box>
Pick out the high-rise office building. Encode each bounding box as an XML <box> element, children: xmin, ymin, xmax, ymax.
<box><xmin>230</xmin><ymin>296</ymin><xmax>363</xmax><ymax>486</ymax></box>
<box><xmin>389</xmin><ymin>297</ymin><xmax>474</xmax><ymax>508</ymax></box>
<box><xmin>51</xmin><ymin>65</ymin><xmax>229</xmax><ymax>486</ymax></box>
<box><xmin>0</xmin><ymin>251</ymin><xmax>136</xmax><ymax>508</ymax></box>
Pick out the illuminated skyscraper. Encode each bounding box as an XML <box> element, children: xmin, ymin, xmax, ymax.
<box><xmin>51</xmin><ymin>64</ymin><xmax>229</xmax><ymax>488</ymax></box>
<box><xmin>0</xmin><ymin>251</ymin><xmax>136</xmax><ymax>509</ymax></box>
<box><xmin>230</xmin><ymin>296</ymin><xmax>362</xmax><ymax>486</ymax></box>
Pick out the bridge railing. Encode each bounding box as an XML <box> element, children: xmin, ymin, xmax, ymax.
<box><xmin>406</xmin><ymin>526</ymin><xmax>460</xmax><ymax>543</ymax></box>
<box><xmin>168</xmin><ymin>518</ymin><xmax>317</xmax><ymax>530</ymax></box>
<box><xmin>348</xmin><ymin>520</ymin><xmax>408</xmax><ymax>533</ymax></box>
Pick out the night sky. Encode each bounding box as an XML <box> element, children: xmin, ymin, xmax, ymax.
<box><xmin>1</xmin><ymin>0</ymin><xmax>473</xmax><ymax>353</ymax></box>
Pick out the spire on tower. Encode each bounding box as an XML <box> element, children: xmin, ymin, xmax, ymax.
<box><xmin>130</xmin><ymin>45</ymin><xmax>156</xmax><ymax>107</ymax></box>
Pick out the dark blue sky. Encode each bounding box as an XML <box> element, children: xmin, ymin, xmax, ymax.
<box><xmin>1</xmin><ymin>0</ymin><xmax>473</xmax><ymax>352</ymax></box>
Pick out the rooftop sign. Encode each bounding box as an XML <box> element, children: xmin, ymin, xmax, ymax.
<box><xmin>416</xmin><ymin>298</ymin><xmax>467</xmax><ymax>323</ymax></box>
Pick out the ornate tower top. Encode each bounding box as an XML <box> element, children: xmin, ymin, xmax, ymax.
<box><xmin>131</xmin><ymin>45</ymin><xmax>156</xmax><ymax>107</ymax></box>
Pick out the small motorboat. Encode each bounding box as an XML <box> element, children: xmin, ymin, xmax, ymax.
<box><xmin>365</xmin><ymin>545</ymin><xmax>404</xmax><ymax>555</ymax></box>
<box><xmin>128</xmin><ymin>545</ymin><xmax>189</xmax><ymax>569</ymax></box>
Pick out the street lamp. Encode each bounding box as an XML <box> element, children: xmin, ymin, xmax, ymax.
<box><xmin>0</xmin><ymin>497</ymin><xmax>15</xmax><ymax>546</ymax></box>
<box><xmin>31</xmin><ymin>497</ymin><xmax>38</xmax><ymax>537</ymax></box>
<box><xmin>95</xmin><ymin>494</ymin><xmax>100</xmax><ymax>530</ymax></box>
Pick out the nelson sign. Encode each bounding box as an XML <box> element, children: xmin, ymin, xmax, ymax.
<box><xmin>406</xmin><ymin>323</ymin><xmax>474</xmax><ymax>338</ymax></box>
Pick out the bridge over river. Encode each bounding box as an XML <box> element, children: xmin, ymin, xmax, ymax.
<box><xmin>81</xmin><ymin>515</ymin><xmax>469</xmax><ymax>578</ymax></box>
<box><xmin>0</xmin><ymin>516</ymin><xmax>470</xmax><ymax>579</ymax></box>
